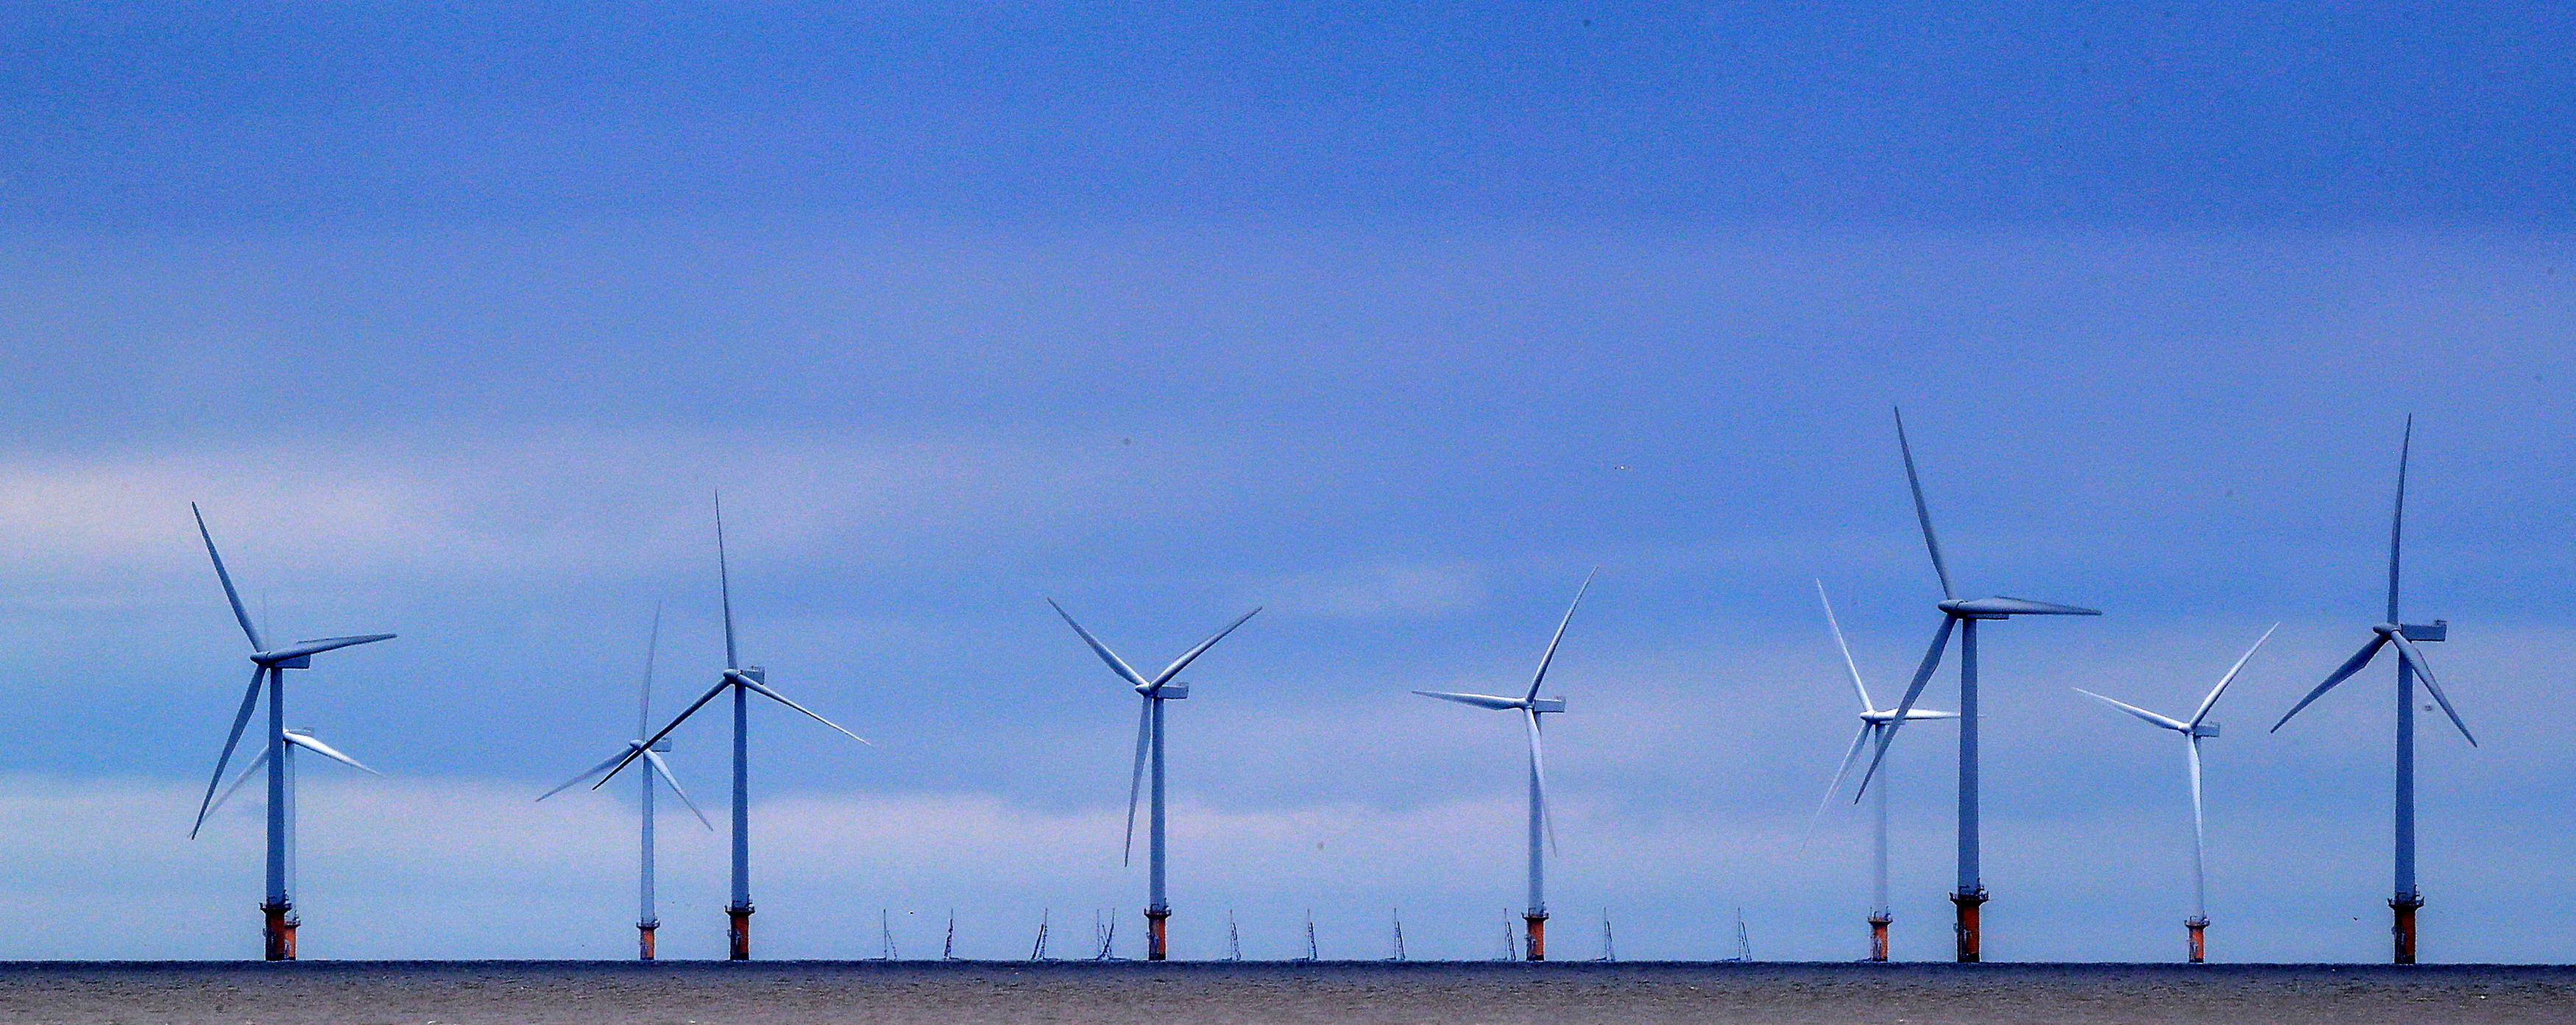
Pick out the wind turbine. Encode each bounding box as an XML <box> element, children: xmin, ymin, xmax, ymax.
<box><xmin>1853</xmin><ymin>408</ymin><xmax>2101</xmax><ymax>962</ymax></box>
<box><xmin>1048</xmin><ymin>597</ymin><xmax>1261</xmax><ymax>961</ymax></box>
<box><xmin>1811</xmin><ymin>581</ymin><xmax>1956</xmax><ymax>962</ymax></box>
<box><xmin>2071</xmin><ymin>623</ymin><xmax>2275</xmax><ymax>963</ymax></box>
<box><xmin>2271</xmin><ymin>416</ymin><xmax>2477</xmax><ymax>965</ymax></box>
<box><xmin>185</xmin><ymin>503</ymin><xmax>395</xmax><ymax>961</ymax></box>
<box><xmin>595</xmin><ymin>497</ymin><xmax>870</xmax><ymax>960</ymax></box>
<box><xmin>538</xmin><ymin>602</ymin><xmax>715</xmax><ymax>960</ymax></box>
<box><xmin>1414</xmin><ymin>570</ymin><xmax>1594</xmax><ymax>962</ymax></box>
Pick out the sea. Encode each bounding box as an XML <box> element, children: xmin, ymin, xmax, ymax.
<box><xmin>0</xmin><ymin>960</ymin><xmax>2566</xmax><ymax>1024</ymax></box>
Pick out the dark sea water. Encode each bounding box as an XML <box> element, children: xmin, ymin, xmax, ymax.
<box><xmin>0</xmin><ymin>961</ymin><xmax>2567</xmax><ymax>1024</ymax></box>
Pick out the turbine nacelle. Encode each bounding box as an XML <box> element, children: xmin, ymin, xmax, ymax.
<box><xmin>1135</xmin><ymin>682</ymin><xmax>1189</xmax><ymax>699</ymax></box>
<box><xmin>2377</xmin><ymin>620</ymin><xmax>2448</xmax><ymax>642</ymax></box>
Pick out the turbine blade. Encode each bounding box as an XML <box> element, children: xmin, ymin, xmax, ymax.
<box><xmin>2190</xmin><ymin>623</ymin><xmax>2279</xmax><ymax>727</ymax></box>
<box><xmin>1524</xmin><ymin>708</ymin><xmax>1558</xmax><ymax>856</ymax></box>
<box><xmin>2388</xmin><ymin>633</ymin><xmax>2477</xmax><ymax>746</ymax></box>
<box><xmin>1811</xmin><ymin>723</ymin><xmax>1875</xmax><ymax>826</ymax></box>
<box><xmin>2272</xmin><ymin>634</ymin><xmax>2388</xmax><ymax>731</ymax></box>
<box><xmin>1122</xmin><ymin>696</ymin><xmax>1150</xmax><ymax>867</ymax></box>
<box><xmin>1523</xmin><ymin>570</ymin><xmax>1596</xmax><ymax>702</ymax></box>
<box><xmin>261</xmin><ymin>634</ymin><xmax>397</xmax><ymax>662</ymax></box>
<box><xmin>1893</xmin><ymin>408</ymin><xmax>1956</xmax><ymax>600</ymax></box>
<box><xmin>1815</xmin><ymin>581</ymin><xmax>1875</xmax><ymax>711</ymax></box>
<box><xmin>1047</xmin><ymin>600</ymin><xmax>1150</xmax><ymax>689</ymax></box>
<box><xmin>1855</xmin><ymin>614</ymin><xmax>1955</xmax><ymax>800</ymax></box>
<box><xmin>191</xmin><ymin>503</ymin><xmax>265</xmax><ymax>652</ymax></box>
<box><xmin>286</xmin><ymin>732</ymin><xmax>382</xmax><ymax>775</ymax></box>
<box><xmin>2072</xmin><ymin>688</ymin><xmax>2187</xmax><ymax>732</ymax></box>
<box><xmin>1944</xmin><ymin>597</ymin><xmax>2101</xmax><ymax>617</ymax></box>
<box><xmin>715</xmin><ymin>492</ymin><xmax>738</xmax><ymax>670</ymax></box>
<box><xmin>640</xmin><ymin>600</ymin><xmax>663</xmax><ymax>737</ymax></box>
<box><xmin>595</xmin><ymin>675</ymin><xmax>730</xmax><ymax>789</ymax></box>
<box><xmin>1150</xmin><ymin>606</ymin><xmax>1263</xmax><ymax>689</ymax></box>
<box><xmin>538</xmin><ymin>748</ymin><xmax>632</xmax><ymax>801</ymax></box>
<box><xmin>738</xmin><ymin>675</ymin><xmax>871</xmax><ymax>745</ymax></box>
<box><xmin>191</xmin><ymin>664</ymin><xmax>269</xmax><ymax>838</ymax></box>
<box><xmin>644</xmin><ymin>749</ymin><xmax>715</xmax><ymax>830</ymax></box>
<box><xmin>1410</xmin><ymin>690</ymin><xmax>1524</xmax><ymax>711</ymax></box>
<box><xmin>206</xmin><ymin>747</ymin><xmax>272</xmax><ymax>818</ymax></box>
<box><xmin>2388</xmin><ymin>415</ymin><xmax>2410</xmax><ymax>624</ymax></box>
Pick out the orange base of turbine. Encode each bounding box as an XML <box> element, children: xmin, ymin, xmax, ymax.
<box><xmin>1524</xmin><ymin>913</ymin><xmax>1547</xmax><ymax>962</ymax></box>
<box><xmin>2391</xmin><ymin>895</ymin><xmax>2421</xmax><ymax>965</ymax></box>
<box><xmin>261</xmin><ymin>902</ymin><xmax>297</xmax><ymax>962</ymax></box>
<box><xmin>1950</xmin><ymin>890</ymin><xmax>1986</xmax><ymax>963</ymax></box>
<box><xmin>1145</xmin><ymin>909</ymin><xmax>1170</xmax><ymax>961</ymax></box>
<box><xmin>728</xmin><ymin>906</ymin><xmax>754</xmax><ymax>961</ymax></box>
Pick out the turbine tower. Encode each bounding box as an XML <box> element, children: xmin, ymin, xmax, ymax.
<box><xmin>539</xmin><ymin>602</ymin><xmax>715</xmax><ymax>960</ymax></box>
<box><xmin>598</xmin><ymin>496</ymin><xmax>870</xmax><ymax>960</ymax></box>
<box><xmin>1414</xmin><ymin>570</ymin><xmax>1594</xmax><ymax>962</ymax></box>
<box><xmin>1811</xmin><ymin>581</ymin><xmax>1956</xmax><ymax>962</ymax></box>
<box><xmin>1048</xmin><ymin>598</ymin><xmax>1262</xmax><ymax>961</ymax></box>
<box><xmin>2072</xmin><ymin>624</ymin><xmax>2274</xmax><ymax>963</ymax></box>
<box><xmin>185</xmin><ymin>503</ymin><xmax>396</xmax><ymax>961</ymax></box>
<box><xmin>1854</xmin><ymin>408</ymin><xmax>2100</xmax><ymax>962</ymax></box>
<box><xmin>2271</xmin><ymin>416</ymin><xmax>2477</xmax><ymax>965</ymax></box>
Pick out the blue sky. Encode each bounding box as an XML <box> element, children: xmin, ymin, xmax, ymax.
<box><xmin>0</xmin><ymin>2</ymin><xmax>2572</xmax><ymax>962</ymax></box>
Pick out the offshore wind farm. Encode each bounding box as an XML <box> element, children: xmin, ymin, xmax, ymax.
<box><xmin>4</xmin><ymin>3</ymin><xmax>2576</xmax><ymax>1022</ymax></box>
<box><xmin>109</xmin><ymin>414</ymin><xmax>2544</xmax><ymax>971</ymax></box>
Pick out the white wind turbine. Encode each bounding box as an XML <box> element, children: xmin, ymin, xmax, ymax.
<box><xmin>538</xmin><ymin>602</ymin><xmax>714</xmax><ymax>960</ymax></box>
<box><xmin>1811</xmin><ymin>581</ymin><xmax>1956</xmax><ymax>962</ymax></box>
<box><xmin>1414</xmin><ymin>570</ymin><xmax>1594</xmax><ymax>962</ymax></box>
<box><xmin>1049</xmin><ymin>598</ymin><xmax>1261</xmax><ymax>962</ymax></box>
<box><xmin>1853</xmin><ymin>408</ymin><xmax>2101</xmax><ymax>962</ymax></box>
<box><xmin>595</xmin><ymin>497</ymin><xmax>869</xmax><ymax>960</ymax></box>
<box><xmin>2269</xmin><ymin>416</ymin><xmax>2477</xmax><ymax>965</ymax></box>
<box><xmin>185</xmin><ymin>503</ymin><xmax>395</xmax><ymax>961</ymax></box>
<box><xmin>2071</xmin><ymin>623</ymin><xmax>2274</xmax><ymax>963</ymax></box>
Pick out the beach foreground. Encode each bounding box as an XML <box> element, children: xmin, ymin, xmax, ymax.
<box><xmin>0</xmin><ymin>960</ymin><xmax>2566</xmax><ymax>1024</ymax></box>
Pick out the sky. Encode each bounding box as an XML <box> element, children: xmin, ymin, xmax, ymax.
<box><xmin>0</xmin><ymin>1</ymin><xmax>2572</xmax><ymax>963</ymax></box>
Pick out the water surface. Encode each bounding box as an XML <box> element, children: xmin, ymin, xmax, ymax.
<box><xmin>0</xmin><ymin>960</ymin><xmax>2566</xmax><ymax>1024</ymax></box>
